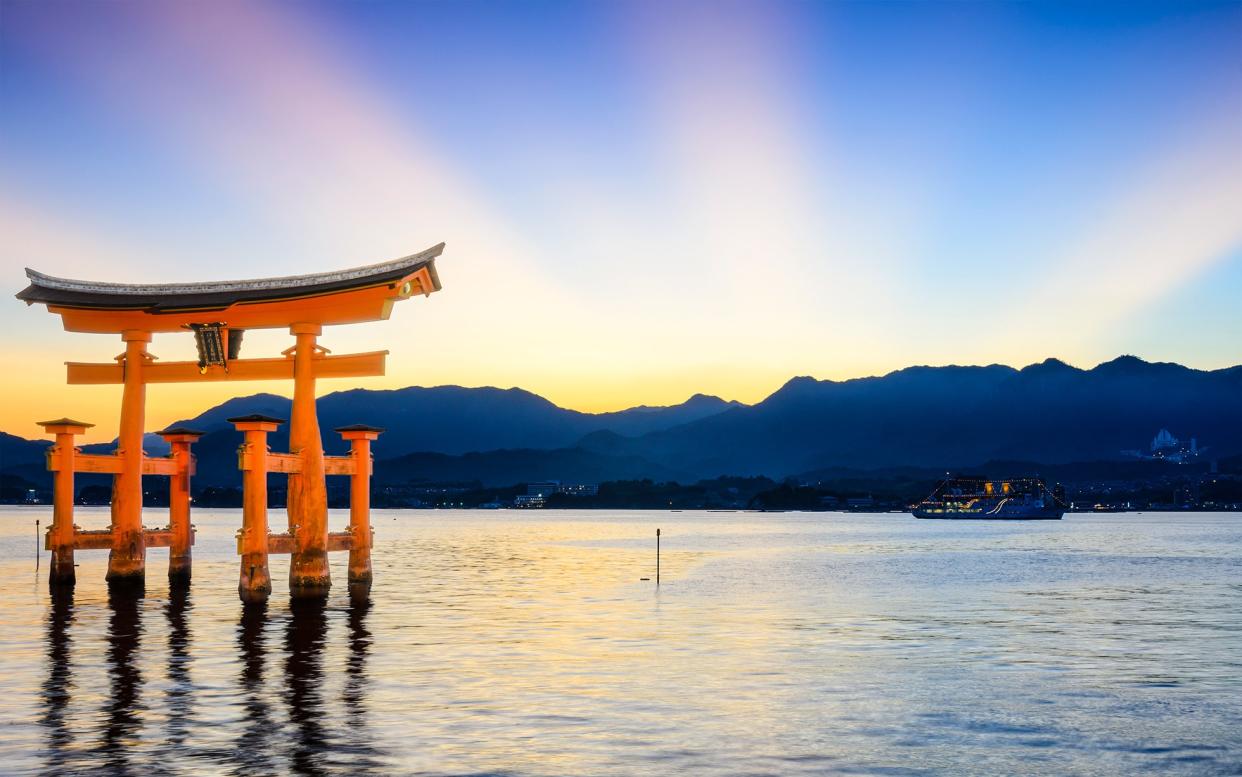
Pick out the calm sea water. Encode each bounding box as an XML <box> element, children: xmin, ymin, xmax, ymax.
<box><xmin>0</xmin><ymin>507</ymin><xmax>1238</xmax><ymax>776</ymax></box>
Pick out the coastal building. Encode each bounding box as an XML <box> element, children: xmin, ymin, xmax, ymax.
<box><xmin>526</xmin><ymin>481</ymin><xmax>560</xmax><ymax>497</ymax></box>
<box><xmin>1152</xmin><ymin>428</ymin><xmax>1179</xmax><ymax>453</ymax></box>
<box><xmin>1123</xmin><ymin>428</ymin><xmax>1204</xmax><ymax>463</ymax></box>
<box><xmin>513</xmin><ymin>481</ymin><xmax>599</xmax><ymax>507</ymax></box>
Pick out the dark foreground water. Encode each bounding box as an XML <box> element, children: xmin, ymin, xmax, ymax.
<box><xmin>0</xmin><ymin>508</ymin><xmax>1238</xmax><ymax>775</ymax></box>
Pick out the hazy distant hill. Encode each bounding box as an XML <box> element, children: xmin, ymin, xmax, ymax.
<box><xmin>166</xmin><ymin>387</ymin><xmax>738</xmax><ymax>458</ymax></box>
<box><xmin>158</xmin><ymin>388</ymin><xmax>737</xmax><ymax>487</ymax></box>
<box><xmin>579</xmin><ymin>357</ymin><xmax>1242</xmax><ymax>479</ymax></box>
<box><xmin>0</xmin><ymin>388</ymin><xmax>731</xmax><ymax>489</ymax></box>
<box><xmin>2</xmin><ymin>357</ymin><xmax>1238</xmax><ymax>490</ymax></box>
<box><xmin>0</xmin><ymin>431</ymin><xmax>50</xmax><ymax>469</ymax></box>
<box><xmin>0</xmin><ymin>432</ymin><xmax>51</xmax><ymax>491</ymax></box>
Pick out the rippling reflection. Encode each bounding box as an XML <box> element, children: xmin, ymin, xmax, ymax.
<box><xmin>165</xmin><ymin>584</ymin><xmax>193</xmax><ymax>748</ymax></box>
<box><xmin>41</xmin><ymin>588</ymin><xmax>75</xmax><ymax>770</ymax></box>
<box><xmin>286</xmin><ymin>597</ymin><xmax>329</xmax><ymax>775</ymax></box>
<box><xmin>103</xmin><ymin>588</ymin><xmax>144</xmax><ymax>773</ymax></box>
<box><xmin>7</xmin><ymin>509</ymin><xmax>1240</xmax><ymax>775</ymax></box>
<box><xmin>342</xmin><ymin>597</ymin><xmax>381</xmax><ymax>769</ymax></box>
<box><xmin>237</xmin><ymin>602</ymin><xmax>278</xmax><ymax>775</ymax></box>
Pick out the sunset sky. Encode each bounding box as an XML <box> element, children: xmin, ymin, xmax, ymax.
<box><xmin>2</xmin><ymin>0</ymin><xmax>1240</xmax><ymax>442</ymax></box>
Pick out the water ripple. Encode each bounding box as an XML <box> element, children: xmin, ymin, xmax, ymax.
<box><xmin>0</xmin><ymin>508</ymin><xmax>1237</xmax><ymax>775</ymax></box>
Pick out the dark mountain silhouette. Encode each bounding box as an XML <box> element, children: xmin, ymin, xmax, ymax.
<box><xmin>1</xmin><ymin>430</ymin><xmax>170</xmax><ymax>466</ymax></box>
<box><xmin>164</xmin><ymin>387</ymin><xmax>738</xmax><ymax>459</ymax></box>
<box><xmin>155</xmin><ymin>388</ymin><xmax>738</xmax><ymax>487</ymax></box>
<box><xmin>2</xmin><ymin>357</ymin><xmax>1238</xmax><ymax>490</ymax></box>
<box><xmin>580</xmin><ymin>356</ymin><xmax>1242</xmax><ymax>479</ymax></box>
<box><xmin>0</xmin><ymin>432</ymin><xmax>52</xmax><ymax>491</ymax></box>
<box><xmin>0</xmin><ymin>430</ymin><xmax>175</xmax><ymax>495</ymax></box>
<box><xmin>173</xmin><ymin>393</ymin><xmax>294</xmax><ymax>434</ymax></box>
<box><xmin>0</xmin><ymin>431</ymin><xmax>50</xmax><ymax>469</ymax></box>
<box><xmin>0</xmin><ymin>387</ymin><xmax>720</xmax><ymax>489</ymax></box>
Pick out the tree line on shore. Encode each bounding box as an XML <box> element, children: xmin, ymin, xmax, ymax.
<box><xmin>7</xmin><ymin>458</ymin><xmax>1239</xmax><ymax>511</ymax></box>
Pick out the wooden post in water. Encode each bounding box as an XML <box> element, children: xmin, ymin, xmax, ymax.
<box><xmin>39</xmin><ymin>418</ymin><xmax>93</xmax><ymax>587</ymax></box>
<box><xmin>656</xmin><ymin>527</ymin><xmax>661</xmax><ymax>586</ymax></box>
<box><xmin>158</xmin><ymin>427</ymin><xmax>203</xmax><ymax>585</ymax></box>
<box><xmin>336</xmin><ymin>425</ymin><xmax>383</xmax><ymax>595</ymax></box>
<box><xmin>107</xmin><ymin>330</ymin><xmax>151</xmax><ymax>587</ymax></box>
<box><xmin>287</xmin><ymin>323</ymin><xmax>331</xmax><ymax>599</ymax></box>
<box><xmin>232</xmin><ymin>415</ymin><xmax>283</xmax><ymax>604</ymax></box>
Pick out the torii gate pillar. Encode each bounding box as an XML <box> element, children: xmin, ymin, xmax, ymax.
<box><xmin>287</xmin><ymin>323</ymin><xmax>331</xmax><ymax>598</ymax></box>
<box><xmin>107</xmin><ymin>330</ymin><xmax>151</xmax><ymax>586</ymax></box>
<box><xmin>337</xmin><ymin>424</ymin><xmax>382</xmax><ymax>595</ymax></box>
<box><xmin>41</xmin><ymin>418</ymin><xmax>94</xmax><ymax>587</ymax></box>
<box><xmin>159</xmin><ymin>426</ymin><xmax>204</xmax><ymax>584</ymax></box>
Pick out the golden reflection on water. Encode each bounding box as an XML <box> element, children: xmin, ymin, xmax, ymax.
<box><xmin>1</xmin><ymin>507</ymin><xmax>1240</xmax><ymax>775</ymax></box>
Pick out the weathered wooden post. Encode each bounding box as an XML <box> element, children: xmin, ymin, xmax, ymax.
<box><xmin>107</xmin><ymin>330</ymin><xmax>151</xmax><ymax>587</ymax></box>
<box><xmin>158</xmin><ymin>426</ymin><xmax>203</xmax><ymax>584</ymax></box>
<box><xmin>232</xmin><ymin>414</ymin><xmax>283</xmax><ymax>604</ymax></box>
<box><xmin>39</xmin><ymin>418</ymin><xmax>93</xmax><ymax>587</ymax></box>
<box><xmin>288</xmin><ymin>323</ymin><xmax>331</xmax><ymax>599</ymax></box>
<box><xmin>336</xmin><ymin>424</ymin><xmax>383</xmax><ymax>593</ymax></box>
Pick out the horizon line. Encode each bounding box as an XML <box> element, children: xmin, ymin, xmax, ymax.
<box><xmin>2</xmin><ymin>352</ymin><xmax>1236</xmax><ymax>445</ymax></box>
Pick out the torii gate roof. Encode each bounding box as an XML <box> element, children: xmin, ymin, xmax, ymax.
<box><xmin>16</xmin><ymin>243</ymin><xmax>443</xmax><ymax>333</ymax></box>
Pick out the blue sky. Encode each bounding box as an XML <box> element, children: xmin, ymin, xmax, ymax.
<box><xmin>1</xmin><ymin>0</ymin><xmax>1239</xmax><ymax>438</ymax></box>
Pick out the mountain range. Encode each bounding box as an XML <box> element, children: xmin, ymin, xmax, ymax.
<box><xmin>2</xmin><ymin>356</ymin><xmax>1239</xmax><ymax>491</ymax></box>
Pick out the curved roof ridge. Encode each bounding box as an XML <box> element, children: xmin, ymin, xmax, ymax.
<box><xmin>22</xmin><ymin>242</ymin><xmax>444</xmax><ymax>297</ymax></box>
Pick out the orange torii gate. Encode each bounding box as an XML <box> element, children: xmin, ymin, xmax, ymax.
<box><xmin>17</xmin><ymin>244</ymin><xmax>444</xmax><ymax>601</ymax></box>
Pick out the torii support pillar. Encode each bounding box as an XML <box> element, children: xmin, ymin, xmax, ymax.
<box><xmin>157</xmin><ymin>427</ymin><xmax>204</xmax><ymax>585</ymax></box>
<box><xmin>107</xmin><ymin>330</ymin><xmax>151</xmax><ymax>587</ymax></box>
<box><xmin>39</xmin><ymin>418</ymin><xmax>94</xmax><ymax>587</ymax></box>
<box><xmin>287</xmin><ymin>323</ymin><xmax>331</xmax><ymax>599</ymax></box>
<box><xmin>336</xmin><ymin>424</ymin><xmax>383</xmax><ymax>595</ymax></box>
<box><xmin>232</xmin><ymin>415</ymin><xmax>283</xmax><ymax>604</ymax></box>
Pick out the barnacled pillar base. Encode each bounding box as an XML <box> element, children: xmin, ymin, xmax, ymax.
<box><xmin>289</xmin><ymin>551</ymin><xmax>331</xmax><ymax>599</ymax></box>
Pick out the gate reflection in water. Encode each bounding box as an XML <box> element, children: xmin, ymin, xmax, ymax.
<box><xmin>36</xmin><ymin>584</ymin><xmax>376</xmax><ymax>775</ymax></box>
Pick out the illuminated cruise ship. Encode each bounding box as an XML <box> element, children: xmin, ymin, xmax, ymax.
<box><xmin>912</xmin><ymin>476</ymin><xmax>1066</xmax><ymax>520</ymax></box>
